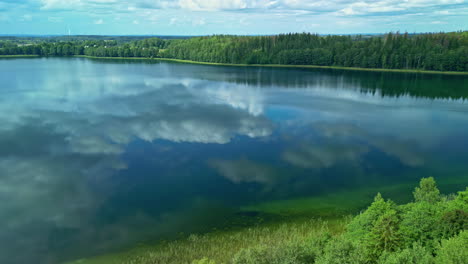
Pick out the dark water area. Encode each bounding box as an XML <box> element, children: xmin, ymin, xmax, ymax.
<box><xmin>0</xmin><ymin>58</ymin><xmax>467</xmax><ymax>264</ymax></box>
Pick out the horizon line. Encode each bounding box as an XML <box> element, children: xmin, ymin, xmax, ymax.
<box><xmin>1</xmin><ymin>30</ymin><xmax>466</xmax><ymax>38</ymax></box>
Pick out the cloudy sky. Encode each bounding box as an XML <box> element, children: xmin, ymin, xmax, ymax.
<box><xmin>0</xmin><ymin>0</ymin><xmax>467</xmax><ymax>35</ymax></box>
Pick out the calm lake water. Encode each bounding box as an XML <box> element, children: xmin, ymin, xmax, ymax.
<box><xmin>1</xmin><ymin>58</ymin><xmax>468</xmax><ymax>264</ymax></box>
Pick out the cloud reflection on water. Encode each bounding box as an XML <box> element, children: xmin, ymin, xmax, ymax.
<box><xmin>0</xmin><ymin>60</ymin><xmax>272</xmax><ymax>263</ymax></box>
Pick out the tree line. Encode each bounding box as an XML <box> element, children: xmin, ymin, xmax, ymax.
<box><xmin>1</xmin><ymin>32</ymin><xmax>467</xmax><ymax>72</ymax></box>
<box><xmin>0</xmin><ymin>38</ymin><xmax>168</xmax><ymax>58</ymax></box>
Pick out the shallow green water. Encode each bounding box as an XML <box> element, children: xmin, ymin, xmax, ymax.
<box><xmin>0</xmin><ymin>58</ymin><xmax>467</xmax><ymax>264</ymax></box>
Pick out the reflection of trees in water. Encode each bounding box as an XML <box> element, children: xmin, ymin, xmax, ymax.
<box><xmin>168</xmin><ymin>63</ymin><xmax>468</xmax><ymax>100</ymax></box>
<box><xmin>82</xmin><ymin>59</ymin><xmax>468</xmax><ymax>100</ymax></box>
<box><xmin>243</xmin><ymin>69</ymin><xmax>468</xmax><ymax>100</ymax></box>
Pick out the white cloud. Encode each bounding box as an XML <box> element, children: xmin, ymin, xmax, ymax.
<box><xmin>337</xmin><ymin>0</ymin><xmax>467</xmax><ymax>16</ymax></box>
<box><xmin>34</xmin><ymin>0</ymin><xmax>468</xmax><ymax>14</ymax></box>
<box><xmin>179</xmin><ymin>0</ymin><xmax>253</xmax><ymax>10</ymax></box>
<box><xmin>435</xmin><ymin>9</ymin><xmax>451</xmax><ymax>14</ymax></box>
<box><xmin>41</xmin><ymin>0</ymin><xmax>81</xmax><ymax>10</ymax></box>
<box><xmin>0</xmin><ymin>0</ymin><xmax>450</xmax><ymax>33</ymax></box>
<box><xmin>10</xmin><ymin>0</ymin><xmax>464</xmax><ymax>35</ymax></box>
<box><xmin>20</xmin><ymin>14</ymin><xmax>32</xmax><ymax>21</ymax></box>
<box><xmin>169</xmin><ymin>17</ymin><xmax>178</xmax><ymax>25</ymax></box>
<box><xmin>94</xmin><ymin>18</ymin><xmax>104</xmax><ymax>24</ymax></box>
<box><xmin>47</xmin><ymin>16</ymin><xmax>62</xmax><ymax>22</ymax></box>
<box><xmin>192</xmin><ymin>17</ymin><xmax>206</xmax><ymax>26</ymax></box>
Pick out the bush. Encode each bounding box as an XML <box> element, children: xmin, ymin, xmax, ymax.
<box><xmin>438</xmin><ymin>209</ymin><xmax>468</xmax><ymax>238</ymax></box>
<box><xmin>232</xmin><ymin>240</ymin><xmax>319</xmax><ymax>264</ymax></box>
<box><xmin>192</xmin><ymin>258</ymin><xmax>216</xmax><ymax>264</ymax></box>
<box><xmin>435</xmin><ymin>230</ymin><xmax>468</xmax><ymax>264</ymax></box>
<box><xmin>232</xmin><ymin>245</ymin><xmax>271</xmax><ymax>264</ymax></box>
<box><xmin>315</xmin><ymin>237</ymin><xmax>365</xmax><ymax>264</ymax></box>
<box><xmin>378</xmin><ymin>243</ymin><xmax>434</xmax><ymax>264</ymax></box>
<box><xmin>308</xmin><ymin>231</ymin><xmax>332</xmax><ymax>260</ymax></box>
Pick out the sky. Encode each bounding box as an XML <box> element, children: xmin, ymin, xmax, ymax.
<box><xmin>0</xmin><ymin>0</ymin><xmax>467</xmax><ymax>35</ymax></box>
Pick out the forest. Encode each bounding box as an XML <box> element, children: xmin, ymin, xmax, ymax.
<box><xmin>1</xmin><ymin>32</ymin><xmax>467</xmax><ymax>72</ymax></box>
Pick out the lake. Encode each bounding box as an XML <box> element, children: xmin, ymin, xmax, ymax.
<box><xmin>1</xmin><ymin>58</ymin><xmax>467</xmax><ymax>264</ymax></box>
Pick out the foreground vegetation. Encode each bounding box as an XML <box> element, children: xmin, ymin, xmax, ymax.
<box><xmin>1</xmin><ymin>32</ymin><xmax>468</xmax><ymax>72</ymax></box>
<box><xmin>70</xmin><ymin>178</ymin><xmax>467</xmax><ymax>264</ymax></box>
<box><xmin>68</xmin><ymin>219</ymin><xmax>345</xmax><ymax>264</ymax></box>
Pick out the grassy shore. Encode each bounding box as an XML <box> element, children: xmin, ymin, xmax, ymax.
<box><xmin>76</xmin><ymin>55</ymin><xmax>468</xmax><ymax>75</ymax></box>
<box><xmin>75</xmin><ymin>55</ymin><xmax>158</xmax><ymax>61</ymax></box>
<box><xmin>66</xmin><ymin>217</ymin><xmax>346</xmax><ymax>264</ymax></box>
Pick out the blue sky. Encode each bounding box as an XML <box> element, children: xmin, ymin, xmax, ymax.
<box><xmin>0</xmin><ymin>0</ymin><xmax>467</xmax><ymax>35</ymax></box>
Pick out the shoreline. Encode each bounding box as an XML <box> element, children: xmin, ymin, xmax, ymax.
<box><xmin>66</xmin><ymin>216</ymin><xmax>346</xmax><ymax>264</ymax></box>
<box><xmin>153</xmin><ymin>58</ymin><xmax>468</xmax><ymax>75</ymax></box>
<box><xmin>2</xmin><ymin>55</ymin><xmax>468</xmax><ymax>75</ymax></box>
<box><xmin>0</xmin><ymin>55</ymin><xmax>40</xmax><ymax>58</ymax></box>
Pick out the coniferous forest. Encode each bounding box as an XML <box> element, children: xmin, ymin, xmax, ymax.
<box><xmin>1</xmin><ymin>31</ymin><xmax>467</xmax><ymax>72</ymax></box>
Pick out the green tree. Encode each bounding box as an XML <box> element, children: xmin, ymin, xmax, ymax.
<box><xmin>347</xmin><ymin>193</ymin><xmax>396</xmax><ymax>241</ymax></box>
<box><xmin>366</xmin><ymin>209</ymin><xmax>402</xmax><ymax>261</ymax></box>
<box><xmin>399</xmin><ymin>202</ymin><xmax>443</xmax><ymax>249</ymax></box>
<box><xmin>414</xmin><ymin>177</ymin><xmax>441</xmax><ymax>203</ymax></box>
<box><xmin>437</xmin><ymin>187</ymin><xmax>468</xmax><ymax>238</ymax></box>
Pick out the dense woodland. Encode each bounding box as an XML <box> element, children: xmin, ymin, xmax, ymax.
<box><xmin>1</xmin><ymin>32</ymin><xmax>467</xmax><ymax>72</ymax></box>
